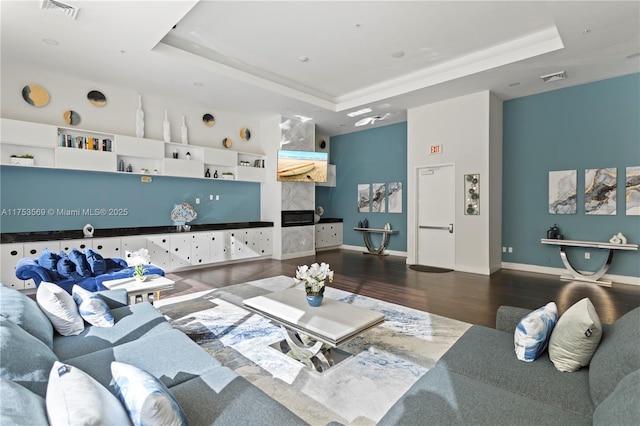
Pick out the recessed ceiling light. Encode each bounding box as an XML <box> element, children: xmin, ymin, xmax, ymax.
<box><xmin>119</xmin><ymin>50</ymin><xmax>126</xmax><ymax>54</ymax></box>
<box><xmin>582</xmin><ymin>29</ymin><xmax>591</xmax><ymax>35</ymax></box>
<box><xmin>193</xmin><ymin>82</ymin><xmax>204</xmax><ymax>87</ymax></box>
<box><xmin>391</xmin><ymin>51</ymin><xmax>405</xmax><ymax>59</ymax></box>
<box><xmin>508</xmin><ymin>82</ymin><xmax>520</xmax><ymax>87</ymax></box>
<box><xmin>347</xmin><ymin>107</ymin><xmax>372</xmax><ymax>117</ymax></box>
<box><xmin>627</xmin><ymin>52</ymin><xmax>640</xmax><ymax>59</ymax></box>
<box><xmin>42</xmin><ymin>38</ymin><xmax>59</xmax><ymax>46</ymax></box>
<box><xmin>298</xmin><ymin>56</ymin><xmax>309</xmax><ymax>63</ymax></box>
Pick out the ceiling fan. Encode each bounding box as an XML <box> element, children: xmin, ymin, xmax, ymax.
<box><xmin>355</xmin><ymin>112</ymin><xmax>391</xmax><ymax>127</ymax></box>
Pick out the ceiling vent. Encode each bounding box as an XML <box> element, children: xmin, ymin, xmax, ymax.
<box><xmin>41</xmin><ymin>0</ymin><xmax>80</xmax><ymax>20</ymax></box>
<box><xmin>540</xmin><ymin>71</ymin><xmax>567</xmax><ymax>83</ymax></box>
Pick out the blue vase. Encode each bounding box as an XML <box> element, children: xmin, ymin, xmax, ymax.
<box><xmin>306</xmin><ymin>294</ymin><xmax>323</xmax><ymax>307</ymax></box>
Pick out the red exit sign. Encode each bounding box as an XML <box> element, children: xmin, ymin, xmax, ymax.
<box><xmin>429</xmin><ymin>144</ymin><xmax>443</xmax><ymax>155</ymax></box>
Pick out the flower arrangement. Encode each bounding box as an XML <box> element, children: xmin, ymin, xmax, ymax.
<box><xmin>133</xmin><ymin>263</ymin><xmax>147</xmax><ymax>281</ymax></box>
<box><xmin>294</xmin><ymin>262</ymin><xmax>334</xmax><ymax>296</ymax></box>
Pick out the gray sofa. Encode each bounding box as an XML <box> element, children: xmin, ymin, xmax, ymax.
<box><xmin>0</xmin><ymin>284</ymin><xmax>306</xmax><ymax>425</ymax></box>
<box><xmin>380</xmin><ymin>305</ymin><xmax>640</xmax><ymax>425</ymax></box>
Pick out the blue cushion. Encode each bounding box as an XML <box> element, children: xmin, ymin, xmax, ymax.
<box><xmin>0</xmin><ymin>284</ymin><xmax>54</xmax><ymax>349</ymax></box>
<box><xmin>0</xmin><ymin>378</ymin><xmax>48</xmax><ymax>426</ymax></box>
<box><xmin>0</xmin><ymin>317</ymin><xmax>58</xmax><ymax>398</ymax></box>
<box><xmin>84</xmin><ymin>248</ymin><xmax>107</xmax><ymax>275</ymax></box>
<box><xmin>514</xmin><ymin>302</ymin><xmax>558</xmax><ymax>362</ymax></box>
<box><xmin>68</xmin><ymin>249</ymin><xmax>92</xmax><ymax>277</ymax></box>
<box><xmin>111</xmin><ymin>362</ymin><xmax>188</xmax><ymax>426</ymax></box>
<box><xmin>37</xmin><ymin>249</ymin><xmax>62</xmax><ymax>281</ymax></box>
<box><xmin>57</xmin><ymin>252</ymin><xmax>80</xmax><ymax>280</ymax></box>
<box><xmin>71</xmin><ymin>285</ymin><xmax>114</xmax><ymax>327</ymax></box>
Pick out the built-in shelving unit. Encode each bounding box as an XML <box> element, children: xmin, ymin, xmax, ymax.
<box><xmin>0</xmin><ymin>118</ymin><xmax>267</xmax><ymax>182</ymax></box>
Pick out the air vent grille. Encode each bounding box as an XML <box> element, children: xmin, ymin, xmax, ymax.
<box><xmin>41</xmin><ymin>0</ymin><xmax>79</xmax><ymax>20</ymax></box>
<box><xmin>540</xmin><ymin>71</ymin><xmax>567</xmax><ymax>83</ymax></box>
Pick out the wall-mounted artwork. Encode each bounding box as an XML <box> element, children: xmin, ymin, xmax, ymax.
<box><xmin>63</xmin><ymin>110</ymin><xmax>81</xmax><ymax>126</ymax></box>
<box><xmin>22</xmin><ymin>83</ymin><xmax>50</xmax><ymax>107</ymax></box>
<box><xmin>203</xmin><ymin>113</ymin><xmax>215</xmax><ymax>127</ymax></box>
<box><xmin>239</xmin><ymin>127</ymin><xmax>251</xmax><ymax>141</ymax></box>
<box><xmin>388</xmin><ymin>182</ymin><xmax>403</xmax><ymax>213</ymax></box>
<box><xmin>464</xmin><ymin>174</ymin><xmax>480</xmax><ymax>215</ymax></box>
<box><xmin>549</xmin><ymin>170</ymin><xmax>577</xmax><ymax>214</ymax></box>
<box><xmin>626</xmin><ymin>166</ymin><xmax>640</xmax><ymax>215</ymax></box>
<box><xmin>372</xmin><ymin>183</ymin><xmax>386</xmax><ymax>213</ymax></box>
<box><xmin>585</xmin><ymin>168</ymin><xmax>617</xmax><ymax>215</ymax></box>
<box><xmin>87</xmin><ymin>90</ymin><xmax>106</xmax><ymax>107</ymax></box>
<box><xmin>357</xmin><ymin>184</ymin><xmax>370</xmax><ymax>212</ymax></box>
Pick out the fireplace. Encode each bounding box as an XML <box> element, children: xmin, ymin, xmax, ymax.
<box><xmin>281</xmin><ymin>210</ymin><xmax>314</xmax><ymax>227</ymax></box>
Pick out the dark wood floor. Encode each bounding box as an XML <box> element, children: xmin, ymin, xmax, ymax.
<box><xmin>163</xmin><ymin>249</ymin><xmax>640</xmax><ymax>327</ymax></box>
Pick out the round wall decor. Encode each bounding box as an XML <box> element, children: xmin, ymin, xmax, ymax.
<box><xmin>203</xmin><ymin>113</ymin><xmax>215</xmax><ymax>127</ymax></box>
<box><xmin>22</xmin><ymin>84</ymin><xmax>50</xmax><ymax>107</ymax></box>
<box><xmin>87</xmin><ymin>90</ymin><xmax>107</xmax><ymax>107</ymax></box>
<box><xmin>63</xmin><ymin>110</ymin><xmax>81</xmax><ymax>125</ymax></box>
<box><xmin>222</xmin><ymin>137</ymin><xmax>232</xmax><ymax>148</ymax></box>
<box><xmin>239</xmin><ymin>127</ymin><xmax>251</xmax><ymax>141</ymax></box>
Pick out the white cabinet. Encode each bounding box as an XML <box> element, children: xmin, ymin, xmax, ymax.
<box><xmin>170</xmin><ymin>234</ymin><xmax>192</xmax><ymax>269</ymax></box>
<box><xmin>190</xmin><ymin>232</ymin><xmax>211</xmax><ymax>266</ymax></box>
<box><xmin>209</xmin><ymin>231</ymin><xmax>228</xmax><ymax>262</ymax></box>
<box><xmin>258</xmin><ymin>227</ymin><xmax>273</xmax><ymax>256</ymax></box>
<box><xmin>120</xmin><ymin>236</ymin><xmax>148</xmax><ymax>263</ymax></box>
<box><xmin>115</xmin><ymin>135</ymin><xmax>164</xmax><ymax>174</ymax></box>
<box><xmin>316</xmin><ymin>222</ymin><xmax>343</xmax><ymax>249</ymax></box>
<box><xmin>55</xmin><ymin>147</ymin><xmax>116</xmax><ymax>172</ymax></box>
<box><xmin>59</xmin><ymin>239</ymin><xmax>91</xmax><ymax>253</ymax></box>
<box><xmin>1</xmin><ymin>243</ymin><xmax>24</xmax><ymax>289</ymax></box>
<box><xmin>146</xmin><ymin>235</ymin><xmax>171</xmax><ymax>270</ymax></box>
<box><xmin>92</xmin><ymin>237</ymin><xmax>123</xmax><ymax>259</ymax></box>
<box><xmin>0</xmin><ymin>118</ymin><xmax>57</xmax><ymax>168</ymax></box>
<box><xmin>163</xmin><ymin>158</ymin><xmax>204</xmax><ymax>178</ymax></box>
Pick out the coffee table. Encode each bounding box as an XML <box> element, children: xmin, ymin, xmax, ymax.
<box><xmin>102</xmin><ymin>274</ymin><xmax>175</xmax><ymax>305</ymax></box>
<box><xmin>243</xmin><ymin>287</ymin><xmax>385</xmax><ymax>372</ymax></box>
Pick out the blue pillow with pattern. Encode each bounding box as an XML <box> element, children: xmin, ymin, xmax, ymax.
<box><xmin>57</xmin><ymin>252</ymin><xmax>81</xmax><ymax>280</ymax></box>
<box><xmin>71</xmin><ymin>285</ymin><xmax>114</xmax><ymax>327</ymax></box>
<box><xmin>84</xmin><ymin>248</ymin><xmax>106</xmax><ymax>275</ymax></box>
<box><xmin>111</xmin><ymin>362</ymin><xmax>188</xmax><ymax>426</ymax></box>
<box><xmin>67</xmin><ymin>248</ymin><xmax>92</xmax><ymax>277</ymax></box>
<box><xmin>514</xmin><ymin>302</ymin><xmax>558</xmax><ymax>362</ymax></box>
<box><xmin>37</xmin><ymin>249</ymin><xmax>62</xmax><ymax>281</ymax></box>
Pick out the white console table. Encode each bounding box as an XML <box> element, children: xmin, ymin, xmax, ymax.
<box><xmin>354</xmin><ymin>228</ymin><xmax>399</xmax><ymax>255</ymax></box>
<box><xmin>541</xmin><ymin>238</ymin><xmax>638</xmax><ymax>286</ymax></box>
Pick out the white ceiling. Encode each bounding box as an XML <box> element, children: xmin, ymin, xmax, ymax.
<box><xmin>2</xmin><ymin>1</ymin><xmax>639</xmax><ymax>136</ymax></box>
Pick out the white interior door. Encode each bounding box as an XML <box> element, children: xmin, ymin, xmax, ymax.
<box><xmin>417</xmin><ymin>165</ymin><xmax>455</xmax><ymax>269</ymax></box>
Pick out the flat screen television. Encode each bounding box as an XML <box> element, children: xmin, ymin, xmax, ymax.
<box><xmin>277</xmin><ymin>150</ymin><xmax>328</xmax><ymax>182</ymax></box>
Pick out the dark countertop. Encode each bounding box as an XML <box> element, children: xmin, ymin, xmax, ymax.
<box><xmin>1</xmin><ymin>221</ymin><xmax>274</xmax><ymax>243</ymax></box>
<box><xmin>318</xmin><ymin>218</ymin><xmax>343</xmax><ymax>223</ymax></box>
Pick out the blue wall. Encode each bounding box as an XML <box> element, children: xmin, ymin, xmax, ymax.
<box><xmin>0</xmin><ymin>166</ymin><xmax>261</xmax><ymax>232</ymax></box>
<box><xmin>502</xmin><ymin>73</ymin><xmax>640</xmax><ymax>277</ymax></box>
<box><xmin>316</xmin><ymin>122</ymin><xmax>407</xmax><ymax>251</ymax></box>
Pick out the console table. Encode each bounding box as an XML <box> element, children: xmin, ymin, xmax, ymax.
<box><xmin>354</xmin><ymin>227</ymin><xmax>399</xmax><ymax>255</ymax></box>
<box><xmin>541</xmin><ymin>238</ymin><xmax>638</xmax><ymax>286</ymax></box>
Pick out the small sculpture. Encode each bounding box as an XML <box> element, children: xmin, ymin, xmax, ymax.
<box><xmin>163</xmin><ymin>110</ymin><xmax>171</xmax><ymax>143</ymax></box>
<box><xmin>181</xmin><ymin>115</ymin><xmax>189</xmax><ymax>144</ymax></box>
<box><xmin>614</xmin><ymin>232</ymin><xmax>627</xmax><ymax>244</ymax></box>
<box><xmin>82</xmin><ymin>224</ymin><xmax>94</xmax><ymax>238</ymax></box>
<box><xmin>135</xmin><ymin>95</ymin><xmax>144</xmax><ymax>138</ymax></box>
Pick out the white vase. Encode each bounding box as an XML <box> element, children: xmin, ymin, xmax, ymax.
<box><xmin>135</xmin><ymin>94</ymin><xmax>144</xmax><ymax>138</ymax></box>
<box><xmin>181</xmin><ymin>115</ymin><xmax>188</xmax><ymax>144</ymax></box>
<box><xmin>163</xmin><ymin>110</ymin><xmax>171</xmax><ymax>143</ymax></box>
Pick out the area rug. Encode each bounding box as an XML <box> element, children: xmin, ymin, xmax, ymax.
<box><xmin>155</xmin><ymin>276</ymin><xmax>471</xmax><ymax>425</ymax></box>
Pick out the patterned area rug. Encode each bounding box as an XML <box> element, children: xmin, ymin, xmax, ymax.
<box><xmin>155</xmin><ymin>276</ymin><xmax>471</xmax><ymax>425</ymax></box>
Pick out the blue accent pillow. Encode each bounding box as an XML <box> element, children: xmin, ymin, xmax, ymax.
<box><xmin>67</xmin><ymin>248</ymin><xmax>92</xmax><ymax>277</ymax></box>
<box><xmin>37</xmin><ymin>249</ymin><xmax>62</xmax><ymax>281</ymax></box>
<box><xmin>84</xmin><ymin>248</ymin><xmax>107</xmax><ymax>275</ymax></box>
<box><xmin>111</xmin><ymin>362</ymin><xmax>188</xmax><ymax>426</ymax></box>
<box><xmin>514</xmin><ymin>302</ymin><xmax>558</xmax><ymax>362</ymax></box>
<box><xmin>56</xmin><ymin>252</ymin><xmax>80</xmax><ymax>280</ymax></box>
<box><xmin>71</xmin><ymin>285</ymin><xmax>114</xmax><ymax>327</ymax></box>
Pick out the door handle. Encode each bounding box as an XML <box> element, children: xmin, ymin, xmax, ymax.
<box><xmin>448</xmin><ymin>223</ymin><xmax>454</xmax><ymax>234</ymax></box>
<box><xmin>420</xmin><ymin>225</ymin><xmax>452</xmax><ymax>231</ymax></box>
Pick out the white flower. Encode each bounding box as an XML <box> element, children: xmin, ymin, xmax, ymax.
<box><xmin>294</xmin><ymin>262</ymin><xmax>334</xmax><ymax>295</ymax></box>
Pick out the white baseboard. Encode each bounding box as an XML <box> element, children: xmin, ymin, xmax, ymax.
<box><xmin>501</xmin><ymin>262</ymin><xmax>640</xmax><ymax>286</ymax></box>
<box><xmin>279</xmin><ymin>250</ymin><xmax>317</xmax><ymax>260</ymax></box>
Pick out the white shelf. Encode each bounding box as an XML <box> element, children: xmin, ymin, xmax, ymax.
<box><xmin>55</xmin><ymin>147</ymin><xmax>116</xmax><ymax>172</ymax></box>
<box><xmin>163</xmin><ymin>158</ymin><xmax>204</xmax><ymax>178</ymax></box>
<box><xmin>115</xmin><ymin>135</ymin><xmax>164</xmax><ymax>158</ymax></box>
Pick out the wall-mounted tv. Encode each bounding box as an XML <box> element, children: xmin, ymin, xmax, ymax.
<box><xmin>277</xmin><ymin>150</ymin><xmax>328</xmax><ymax>182</ymax></box>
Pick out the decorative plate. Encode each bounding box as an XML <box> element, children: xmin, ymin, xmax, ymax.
<box><xmin>203</xmin><ymin>113</ymin><xmax>215</xmax><ymax>127</ymax></box>
<box><xmin>63</xmin><ymin>110</ymin><xmax>81</xmax><ymax>126</ymax></box>
<box><xmin>22</xmin><ymin>84</ymin><xmax>50</xmax><ymax>107</ymax></box>
<box><xmin>222</xmin><ymin>137</ymin><xmax>232</xmax><ymax>148</ymax></box>
<box><xmin>239</xmin><ymin>127</ymin><xmax>251</xmax><ymax>141</ymax></box>
<box><xmin>87</xmin><ymin>90</ymin><xmax>107</xmax><ymax>107</ymax></box>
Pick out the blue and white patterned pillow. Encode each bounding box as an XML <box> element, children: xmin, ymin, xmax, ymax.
<box><xmin>514</xmin><ymin>302</ymin><xmax>558</xmax><ymax>362</ymax></box>
<box><xmin>72</xmin><ymin>285</ymin><xmax>114</xmax><ymax>328</ymax></box>
<box><xmin>111</xmin><ymin>362</ymin><xmax>188</xmax><ymax>426</ymax></box>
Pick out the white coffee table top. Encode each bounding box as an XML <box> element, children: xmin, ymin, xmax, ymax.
<box><xmin>243</xmin><ymin>287</ymin><xmax>385</xmax><ymax>347</ymax></box>
<box><xmin>102</xmin><ymin>274</ymin><xmax>175</xmax><ymax>293</ymax></box>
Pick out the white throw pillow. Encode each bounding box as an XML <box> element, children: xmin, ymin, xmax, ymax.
<box><xmin>72</xmin><ymin>285</ymin><xmax>115</xmax><ymax>327</ymax></box>
<box><xmin>549</xmin><ymin>298</ymin><xmax>602</xmax><ymax>372</ymax></box>
<box><xmin>46</xmin><ymin>361</ymin><xmax>130</xmax><ymax>425</ymax></box>
<box><xmin>514</xmin><ymin>302</ymin><xmax>558</xmax><ymax>362</ymax></box>
<box><xmin>111</xmin><ymin>362</ymin><xmax>188</xmax><ymax>426</ymax></box>
<box><xmin>36</xmin><ymin>282</ymin><xmax>84</xmax><ymax>336</ymax></box>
